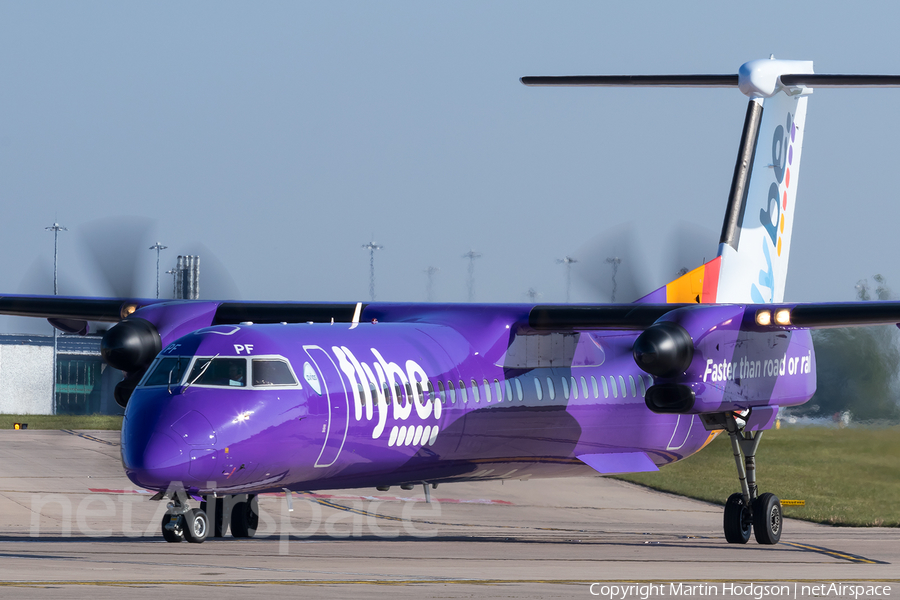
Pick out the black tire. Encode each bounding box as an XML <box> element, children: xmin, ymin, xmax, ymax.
<box><xmin>723</xmin><ymin>492</ymin><xmax>752</xmax><ymax>544</ymax></box>
<box><xmin>752</xmin><ymin>493</ymin><xmax>783</xmax><ymax>545</ymax></box>
<box><xmin>184</xmin><ymin>508</ymin><xmax>209</xmax><ymax>544</ymax></box>
<box><xmin>201</xmin><ymin>497</ymin><xmax>228</xmax><ymax>538</ymax></box>
<box><xmin>231</xmin><ymin>494</ymin><xmax>259</xmax><ymax>539</ymax></box>
<box><xmin>161</xmin><ymin>513</ymin><xmax>184</xmax><ymax>543</ymax></box>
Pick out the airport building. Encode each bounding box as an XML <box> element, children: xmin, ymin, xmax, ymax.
<box><xmin>0</xmin><ymin>334</ymin><xmax>123</xmax><ymax>415</ymax></box>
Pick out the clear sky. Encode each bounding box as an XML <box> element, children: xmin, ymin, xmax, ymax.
<box><xmin>2</xmin><ymin>1</ymin><xmax>899</xmax><ymax>333</ymax></box>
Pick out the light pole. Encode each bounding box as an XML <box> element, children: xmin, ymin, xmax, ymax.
<box><xmin>45</xmin><ymin>222</ymin><xmax>66</xmax><ymax>416</ymax></box>
<box><xmin>165</xmin><ymin>269</ymin><xmax>176</xmax><ymax>299</ymax></box>
<box><xmin>149</xmin><ymin>242</ymin><xmax>168</xmax><ymax>299</ymax></box>
<box><xmin>45</xmin><ymin>223</ymin><xmax>67</xmax><ymax>295</ymax></box>
<box><xmin>462</xmin><ymin>250</ymin><xmax>481</xmax><ymax>302</ymax></box>
<box><xmin>362</xmin><ymin>241</ymin><xmax>383</xmax><ymax>301</ymax></box>
<box><xmin>424</xmin><ymin>266</ymin><xmax>439</xmax><ymax>302</ymax></box>
<box><xmin>606</xmin><ymin>256</ymin><xmax>622</xmax><ymax>302</ymax></box>
<box><xmin>556</xmin><ymin>256</ymin><xmax>577</xmax><ymax>302</ymax></box>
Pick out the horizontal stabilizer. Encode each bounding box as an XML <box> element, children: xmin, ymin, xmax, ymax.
<box><xmin>577</xmin><ymin>452</ymin><xmax>659</xmax><ymax>475</ymax></box>
<box><xmin>780</xmin><ymin>74</ymin><xmax>900</xmax><ymax>87</ymax></box>
<box><xmin>521</xmin><ymin>74</ymin><xmax>738</xmax><ymax>87</ymax></box>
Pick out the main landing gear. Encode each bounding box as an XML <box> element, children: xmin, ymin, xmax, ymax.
<box><xmin>157</xmin><ymin>490</ymin><xmax>259</xmax><ymax>543</ymax></box>
<box><xmin>719</xmin><ymin>412</ymin><xmax>782</xmax><ymax>545</ymax></box>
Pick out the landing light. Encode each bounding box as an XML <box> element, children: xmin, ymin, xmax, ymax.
<box><xmin>755</xmin><ymin>310</ymin><xmax>772</xmax><ymax>326</ymax></box>
<box><xmin>774</xmin><ymin>308</ymin><xmax>792</xmax><ymax>326</ymax></box>
<box><xmin>120</xmin><ymin>303</ymin><xmax>139</xmax><ymax>319</ymax></box>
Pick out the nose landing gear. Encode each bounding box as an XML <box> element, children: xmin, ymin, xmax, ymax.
<box><xmin>160</xmin><ymin>492</ymin><xmax>209</xmax><ymax>543</ymax></box>
<box><xmin>157</xmin><ymin>488</ymin><xmax>258</xmax><ymax>543</ymax></box>
<box><xmin>720</xmin><ymin>412</ymin><xmax>783</xmax><ymax>545</ymax></box>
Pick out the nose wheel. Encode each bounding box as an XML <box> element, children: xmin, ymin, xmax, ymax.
<box><xmin>160</xmin><ymin>491</ymin><xmax>210</xmax><ymax>543</ymax></box>
<box><xmin>719</xmin><ymin>412</ymin><xmax>782</xmax><ymax>545</ymax></box>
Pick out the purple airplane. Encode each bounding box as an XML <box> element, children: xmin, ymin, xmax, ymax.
<box><xmin>3</xmin><ymin>58</ymin><xmax>900</xmax><ymax>546</ymax></box>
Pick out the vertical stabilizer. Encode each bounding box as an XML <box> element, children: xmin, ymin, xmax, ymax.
<box><xmin>639</xmin><ymin>59</ymin><xmax>813</xmax><ymax>304</ymax></box>
<box><xmin>522</xmin><ymin>58</ymin><xmax>900</xmax><ymax>305</ymax></box>
<box><xmin>715</xmin><ymin>61</ymin><xmax>812</xmax><ymax>303</ymax></box>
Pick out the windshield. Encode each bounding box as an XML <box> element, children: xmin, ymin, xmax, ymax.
<box><xmin>143</xmin><ymin>357</ymin><xmax>191</xmax><ymax>387</ymax></box>
<box><xmin>252</xmin><ymin>359</ymin><xmax>297</xmax><ymax>386</ymax></box>
<box><xmin>187</xmin><ymin>357</ymin><xmax>247</xmax><ymax>387</ymax></box>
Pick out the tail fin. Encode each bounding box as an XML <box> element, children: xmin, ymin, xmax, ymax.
<box><xmin>640</xmin><ymin>59</ymin><xmax>813</xmax><ymax>304</ymax></box>
<box><xmin>523</xmin><ymin>58</ymin><xmax>900</xmax><ymax>305</ymax></box>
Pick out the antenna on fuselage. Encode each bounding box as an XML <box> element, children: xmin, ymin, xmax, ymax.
<box><xmin>362</xmin><ymin>241</ymin><xmax>383</xmax><ymax>302</ymax></box>
<box><xmin>462</xmin><ymin>250</ymin><xmax>481</xmax><ymax>302</ymax></box>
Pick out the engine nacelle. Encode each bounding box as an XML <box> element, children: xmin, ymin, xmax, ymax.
<box><xmin>634</xmin><ymin>305</ymin><xmax>817</xmax><ymax>415</ymax></box>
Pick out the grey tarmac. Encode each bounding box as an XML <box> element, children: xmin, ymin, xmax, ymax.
<box><xmin>0</xmin><ymin>429</ymin><xmax>896</xmax><ymax>599</ymax></box>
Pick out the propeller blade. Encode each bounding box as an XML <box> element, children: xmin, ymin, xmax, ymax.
<box><xmin>78</xmin><ymin>216</ymin><xmax>157</xmax><ymax>298</ymax></box>
<box><xmin>570</xmin><ymin>223</ymin><xmax>653</xmax><ymax>303</ymax></box>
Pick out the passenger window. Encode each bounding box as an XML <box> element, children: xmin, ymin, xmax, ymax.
<box><xmin>580</xmin><ymin>376</ymin><xmax>589</xmax><ymax>398</ymax></box>
<box><xmin>601</xmin><ymin>375</ymin><xmax>609</xmax><ymax>398</ymax></box>
<box><xmin>561</xmin><ymin>377</ymin><xmax>570</xmax><ymax>400</ymax></box>
<box><xmin>252</xmin><ymin>359</ymin><xmax>297</xmax><ymax>386</ymax></box>
<box><xmin>483</xmin><ymin>378</ymin><xmax>492</xmax><ymax>403</ymax></box>
<box><xmin>515</xmin><ymin>379</ymin><xmax>523</xmax><ymax>401</ymax></box>
<box><xmin>629</xmin><ymin>375</ymin><xmax>636</xmax><ymax>397</ymax></box>
<box><xmin>610</xmin><ymin>376</ymin><xmax>618</xmax><ymax>398</ymax></box>
<box><xmin>437</xmin><ymin>380</ymin><xmax>446</xmax><ymax>404</ymax></box>
<box><xmin>505</xmin><ymin>379</ymin><xmax>513</xmax><ymax>402</ymax></box>
<box><xmin>638</xmin><ymin>375</ymin><xmax>646</xmax><ymax>397</ymax></box>
<box><xmin>448</xmin><ymin>380</ymin><xmax>456</xmax><ymax>404</ymax></box>
<box><xmin>547</xmin><ymin>377</ymin><xmax>556</xmax><ymax>400</ymax></box>
<box><xmin>471</xmin><ymin>379</ymin><xmax>480</xmax><ymax>403</ymax></box>
<box><xmin>619</xmin><ymin>375</ymin><xmax>626</xmax><ymax>397</ymax></box>
<box><xmin>570</xmin><ymin>376</ymin><xmax>578</xmax><ymax>400</ymax></box>
<box><xmin>459</xmin><ymin>380</ymin><xmax>468</xmax><ymax>403</ymax></box>
<box><xmin>591</xmin><ymin>375</ymin><xmax>599</xmax><ymax>399</ymax></box>
<box><xmin>427</xmin><ymin>380</ymin><xmax>436</xmax><ymax>403</ymax></box>
<box><xmin>534</xmin><ymin>378</ymin><xmax>543</xmax><ymax>401</ymax></box>
<box><xmin>144</xmin><ymin>356</ymin><xmax>190</xmax><ymax>387</ymax></box>
<box><xmin>494</xmin><ymin>379</ymin><xmax>503</xmax><ymax>402</ymax></box>
<box><xmin>188</xmin><ymin>357</ymin><xmax>247</xmax><ymax>387</ymax></box>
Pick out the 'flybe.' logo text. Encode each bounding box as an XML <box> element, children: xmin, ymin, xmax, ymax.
<box><xmin>330</xmin><ymin>346</ymin><xmax>441</xmax><ymax>442</ymax></box>
<box><xmin>751</xmin><ymin>111</ymin><xmax>796</xmax><ymax>304</ymax></box>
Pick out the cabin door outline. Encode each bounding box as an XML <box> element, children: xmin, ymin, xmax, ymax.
<box><xmin>303</xmin><ymin>345</ymin><xmax>350</xmax><ymax>468</ymax></box>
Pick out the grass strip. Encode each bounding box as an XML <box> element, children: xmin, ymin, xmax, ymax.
<box><xmin>0</xmin><ymin>414</ymin><xmax>123</xmax><ymax>430</ymax></box>
<box><xmin>617</xmin><ymin>425</ymin><xmax>900</xmax><ymax>527</ymax></box>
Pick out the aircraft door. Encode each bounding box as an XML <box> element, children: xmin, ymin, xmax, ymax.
<box><xmin>303</xmin><ymin>346</ymin><xmax>349</xmax><ymax>468</ymax></box>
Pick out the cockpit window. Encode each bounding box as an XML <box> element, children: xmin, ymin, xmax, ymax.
<box><xmin>143</xmin><ymin>357</ymin><xmax>191</xmax><ymax>387</ymax></box>
<box><xmin>252</xmin><ymin>359</ymin><xmax>297</xmax><ymax>386</ymax></box>
<box><xmin>187</xmin><ymin>357</ymin><xmax>247</xmax><ymax>387</ymax></box>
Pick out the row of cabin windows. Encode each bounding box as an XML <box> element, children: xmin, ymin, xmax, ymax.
<box><xmin>357</xmin><ymin>372</ymin><xmax>651</xmax><ymax>409</ymax></box>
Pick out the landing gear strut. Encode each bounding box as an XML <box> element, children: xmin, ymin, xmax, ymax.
<box><xmin>721</xmin><ymin>412</ymin><xmax>782</xmax><ymax>545</ymax></box>
<box><xmin>161</xmin><ymin>491</ymin><xmax>209</xmax><ymax>544</ymax></box>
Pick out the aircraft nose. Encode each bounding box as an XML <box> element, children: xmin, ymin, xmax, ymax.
<box><xmin>123</xmin><ymin>430</ymin><xmax>189</xmax><ymax>490</ymax></box>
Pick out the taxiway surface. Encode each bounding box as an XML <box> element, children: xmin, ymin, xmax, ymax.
<box><xmin>0</xmin><ymin>429</ymin><xmax>896</xmax><ymax>599</ymax></box>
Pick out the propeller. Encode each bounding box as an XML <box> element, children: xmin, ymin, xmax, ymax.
<box><xmin>17</xmin><ymin>216</ymin><xmax>244</xmax><ymax>407</ymax></box>
<box><xmin>570</xmin><ymin>221</ymin><xmax>715</xmax><ymax>303</ymax></box>
<box><xmin>79</xmin><ymin>216</ymin><xmax>157</xmax><ymax>298</ymax></box>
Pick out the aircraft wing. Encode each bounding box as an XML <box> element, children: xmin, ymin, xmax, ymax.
<box><xmin>4</xmin><ymin>294</ymin><xmax>900</xmax><ymax>332</ymax></box>
<box><xmin>527</xmin><ymin>301</ymin><xmax>900</xmax><ymax>331</ymax></box>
